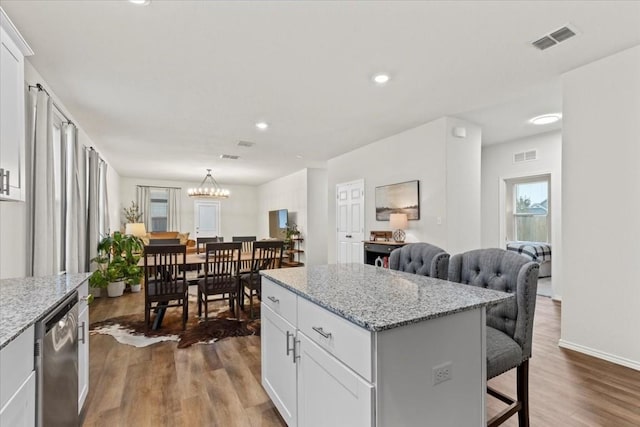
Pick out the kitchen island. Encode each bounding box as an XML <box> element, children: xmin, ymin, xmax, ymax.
<box><xmin>260</xmin><ymin>263</ymin><xmax>512</xmax><ymax>427</ymax></box>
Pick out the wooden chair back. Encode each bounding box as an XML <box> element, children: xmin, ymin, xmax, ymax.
<box><xmin>143</xmin><ymin>244</ymin><xmax>187</xmax><ymax>299</ymax></box>
<box><xmin>202</xmin><ymin>242</ymin><xmax>242</xmax><ymax>291</ymax></box>
<box><xmin>250</xmin><ymin>240</ymin><xmax>284</xmax><ymax>274</ymax></box>
<box><xmin>196</xmin><ymin>236</ymin><xmax>224</xmax><ymax>253</ymax></box>
<box><xmin>232</xmin><ymin>236</ymin><xmax>256</xmax><ymax>253</ymax></box>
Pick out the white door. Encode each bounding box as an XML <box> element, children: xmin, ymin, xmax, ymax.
<box><xmin>194</xmin><ymin>201</ymin><xmax>220</xmax><ymax>239</ymax></box>
<box><xmin>261</xmin><ymin>305</ymin><xmax>297</xmax><ymax>426</ymax></box>
<box><xmin>297</xmin><ymin>333</ymin><xmax>373</xmax><ymax>427</ymax></box>
<box><xmin>336</xmin><ymin>179</ymin><xmax>365</xmax><ymax>264</ymax></box>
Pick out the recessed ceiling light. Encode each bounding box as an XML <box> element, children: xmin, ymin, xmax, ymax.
<box><xmin>129</xmin><ymin>0</ymin><xmax>150</xmax><ymax>5</ymax></box>
<box><xmin>296</xmin><ymin>155</ymin><xmax>303</xmax><ymax>159</ymax></box>
<box><xmin>530</xmin><ymin>114</ymin><xmax>562</xmax><ymax>125</ymax></box>
<box><xmin>255</xmin><ymin>121</ymin><xmax>269</xmax><ymax>130</ymax></box>
<box><xmin>372</xmin><ymin>73</ymin><xmax>390</xmax><ymax>85</ymax></box>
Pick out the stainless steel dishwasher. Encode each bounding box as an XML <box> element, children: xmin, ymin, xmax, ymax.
<box><xmin>35</xmin><ymin>291</ymin><xmax>79</xmax><ymax>427</ymax></box>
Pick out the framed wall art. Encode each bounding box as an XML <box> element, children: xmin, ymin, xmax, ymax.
<box><xmin>375</xmin><ymin>180</ymin><xmax>420</xmax><ymax>221</ymax></box>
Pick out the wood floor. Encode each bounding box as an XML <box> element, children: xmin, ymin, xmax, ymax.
<box><xmin>83</xmin><ymin>291</ymin><xmax>640</xmax><ymax>427</ymax></box>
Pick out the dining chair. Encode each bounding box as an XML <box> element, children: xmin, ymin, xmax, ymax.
<box><xmin>196</xmin><ymin>236</ymin><xmax>224</xmax><ymax>253</ymax></box>
<box><xmin>448</xmin><ymin>248</ymin><xmax>539</xmax><ymax>427</ymax></box>
<box><xmin>232</xmin><ymin>236</ymin><xmax>257</xmax><ymax>273</ymax></box>
<box><xmin>143</xmin><ymin>244</ymin><xmax>188</xmax><ymax>331</ymax></box>
<box><xmin>240</xmin><ymin>240</ymin><xmax>284</xmax><ymax>319</ymax></box>
<box><xmin>148</xmin><ymin>238</ymin><xmax>180</xmax><ymax>245</ymax></box>
<box><xmin>389</xmin><ymin>242</ymin><xmax>450</xmax><ymax>280</ymax></box>
<box><xmin>197</xmin><ymin>242</ymin><xmax>242</xmax><ymax>320</ymax></box>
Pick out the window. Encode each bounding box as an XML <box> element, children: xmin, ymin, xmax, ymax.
<box><xmin>150</xmin><ymin>189</ymin><xmax>169</xmax><ymax>231</ymax></box>
<box><xmin>507</xmin><ymin>176</ymin><xmax>550</xmax><ymax>242</ymax></box>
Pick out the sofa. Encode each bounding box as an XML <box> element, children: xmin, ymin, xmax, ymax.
<box><xmin>141</xmin><ymin>231</ymin><xmax>197</xmax><ymax>253</ymax></box>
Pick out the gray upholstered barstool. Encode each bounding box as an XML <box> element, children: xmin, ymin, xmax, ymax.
<box><xmin>388</xmin><ymin>242</ymin><xmax>450</xmax><ymax>280</ymax></box>
<box><xmin>448</xmin><ymin>248</ymin><xmax>539</xmax><ymax>427</ymax></box>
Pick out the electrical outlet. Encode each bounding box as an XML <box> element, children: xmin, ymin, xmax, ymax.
<box><xmin>432</xmin><ymin>362</ymin><xmax>452</xmax><ymax>385</ymax></box>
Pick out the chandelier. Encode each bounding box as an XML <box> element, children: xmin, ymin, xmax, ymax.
<box><xmin>188</xmin><ymin>169</ymin><xmax>230</xmax><ymax>199</ymax></box>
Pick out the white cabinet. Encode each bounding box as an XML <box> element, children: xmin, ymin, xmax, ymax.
<box><xmin>77</xmin><ymin>281</ymin><xmax>90</xmax><ymax>412</ymax></box>
<box><xmin>0</xmin><ymin>325</ymin><xmax>35</xmax><ymax>427</ymax></box>
<box><xmin>297</xmin><ymin>333</ymin><xmax>373</xmax><ymax>427</ymax></box>
<box><xmin>0</xmin><ymin>8</ymin><xmax>33</xmax><ymax>202</ymax></box>
<box><xmin>262</xmin><ymin>304</ymin><xmax>297</xmax><ymax>426</ymax></box>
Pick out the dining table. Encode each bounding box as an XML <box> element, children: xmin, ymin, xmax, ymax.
<box><xmin>138</xmin><ymin>251</ymin><xmax>260</xmax><ymax>329</ymax></box>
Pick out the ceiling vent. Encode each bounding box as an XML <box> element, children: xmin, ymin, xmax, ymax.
<box><xmin>514</xmin><ymin>150</ymin><xmax>537</xmax><ymax>163</ymax></box>
<box><xmin>238</xmin><ymin>140</ymin><xmax>255</xmax><ymax>147</ymax></box>
<box><xmin>532</xmin><ymin>25</ymin><xmax>577</xmax><ymax>50</ymax></box>
<box><xmin>220</xmin><ymin>154</ymin><xmax>240</xmax><ymax>160</ymax></box>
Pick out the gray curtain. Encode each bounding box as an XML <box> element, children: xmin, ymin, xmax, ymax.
<box><xmin>64</xmin><ymin>123</ymin><xmax>87</xmax><ymax>273</ymax></box>
<box><xmin>86</xmin><ymin>148</ymin><xmax>100</xmax><ymax>270</ymax></box>
<box><xmin>167</xmin><ymin>187</ymin><xmax>180</xmax><ymax>231</ymax></box>
<box><xmin>136</xmin><ymin>186</ymin><xmax>151</xmax><ymax>231</ymax></box>
<box><xmin>26</xmin><ymin>90</ymin><xmax>58</xmax><ymax>276</ymax></box>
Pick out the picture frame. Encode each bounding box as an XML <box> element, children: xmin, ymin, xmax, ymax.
<box><xmin>375</xmin><ymin>180</ymin><xmax>420</xmax><ymax>221</ymax></box>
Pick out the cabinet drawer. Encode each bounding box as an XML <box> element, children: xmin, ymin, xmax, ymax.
<box><xmin>0</xmin><ymin>326</ymin><xmax>34</xmax><ymax>410</ymax></box>
<box><xmin>298</xmin><ymin>297</ymin><xmax>372</xmax><ymax>381</ymax></box>
<box><xmin>364</xmin><ymin>243</ymin><xmax>397</xmax><ymax>254</ymax></box>
<box><xmin>262</xmin><ymin>279</ymin><xmax>297</xmax><ymax>325</ymax></box>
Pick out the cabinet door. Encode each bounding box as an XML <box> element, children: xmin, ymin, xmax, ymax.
<box><xmin>0</xmin><ymin>371</ymin><xmax>35</xmax><ymax>427</ymax></box>
<box><xmin>261</xmin><ymin>304</ymin><xmax>297</xmax><ymax>426</ymax></box>
<box><xmin>297</xmin><ymin>333</ymin><xmax>373</xmax><ymax>427</ymax></box>
<box><xmin>0</xmin><ymin>26</ymin><xmax>26</xmax><ymax>201</ymax></box>
<box><xmin>78</xmin><ymin>305</ymin><xmax>89</xmax><ymax>412</ymax></box>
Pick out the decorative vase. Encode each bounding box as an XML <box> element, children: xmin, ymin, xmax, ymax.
<box><xmin>107</xmin><ymin>280</ymin><xmax>126</xmax><ymax>298</ymax></box>
<box><xmin>130</xmin><ymin>283</ymin><xmax>141</xmax><ymax>293</ymax></box>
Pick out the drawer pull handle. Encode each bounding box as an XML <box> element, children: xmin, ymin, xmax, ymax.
<box><xmin>267</xmin><ymin>296</ymin><xmax>279</xmax><ymax>303</ymax></box>
<box><xmin>79</xmin><ymin>321</ymin><xmax>86</xmax><ymax>344</ymax></box>
<box><xmin>286</xmin><ymin>330</ymin><xmax>294</xmax><ymax>356</ymax></box>
<box><xmin>312</xmin><ymin>326</ymin><xmax>332</xmax><ymax>339</ymax></box>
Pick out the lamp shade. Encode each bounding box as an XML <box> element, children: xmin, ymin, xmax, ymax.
<box><xmin>125</xmin><ymin>222</ymin><xmax>147</xmax><ymax>237</ymax></box>
<box><xmin>389</xmin><ymin>213</ymin><xmax>408</xmax><ymax>230</ymax></box>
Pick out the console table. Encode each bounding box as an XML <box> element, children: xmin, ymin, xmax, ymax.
<box><xmin>363</xmin><ymin>241</ymin><xmax>407</xmax><ymax>266</ymax></box>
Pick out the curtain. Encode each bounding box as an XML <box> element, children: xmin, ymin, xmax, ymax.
<box><xmin>99</xmin><ymin>159</ymin><xmax>110</xmax><ymax>236</ymax></box>
<box><xmin>136</xmin><ymin>186</ymin><xmax>151</xmax><ymax>230</ymax></box>
<box><xmin>86</xmin><ymin>148</ymin><xmax>101</xmax><ymax>270</ymax></box>
<box><xmin>26</xmin><ymin>90</ymin><xmax>58</xmax><ymax>276</ymax></box>
<box><xmin>167</xmin><ymin>187</ymin><xmax>180</xmax><ymax>231</ymax></box>
<box><xmin>63</xmin><ymin>123</ymin><xmax>88</xmax><ymax>273</ymax></box>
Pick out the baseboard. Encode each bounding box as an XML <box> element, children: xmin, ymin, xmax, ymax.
<box><xmin>558</xmin><ymin>339</ymin><xmax>640</xmax><ymax>371</ymax></box>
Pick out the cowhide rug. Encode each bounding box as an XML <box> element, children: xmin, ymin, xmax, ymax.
<box><xmin>90</xmin><ymin>295</ymin><xmax>260</xmax><ymax>349</ymax></box>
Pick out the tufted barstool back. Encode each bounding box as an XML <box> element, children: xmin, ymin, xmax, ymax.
<box><xmin>448</xmin><ymin>248</ymin><xmax>539</xmax><ymax>427</ymax></box>
<box><xmin>389</xmin><ymin>243</ymin><xmax>450</xmax><ymax>280</ymax></box>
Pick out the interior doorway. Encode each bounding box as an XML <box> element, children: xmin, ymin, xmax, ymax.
<box><xmin>336</xmin><ymin>179</ymin><xmax>365</xmax><ymax>264</ymax></box>
<box><xmin>194</xmin><ymin>200</ymin><xmax>220</xmax><ymax>239</ymax></box>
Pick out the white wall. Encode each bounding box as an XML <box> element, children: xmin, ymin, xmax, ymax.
<box><xmin>0</xmin><ymin>60</ymin><xmax>120</xmax><ymax>279</ymax></box>
<box><xmin>481</xmin><ymin>130</ymin><xmax>562</xmax><ymax>297</ymax></box>
<box><xmin>327</xmin><ymin>117</ymin><xmax>481</xmax><ymax>263</ymax></box>
<box><xmin>560</xmin><ymin>45</ymin><xmax>640</xmax><ymax>370</ymax></box>
<box><xmin>119</xmin><ymin>176</ymin><xmax>258</xmax><ymax>242</ymax></box>
<box><xmin>306</xmin><ymin>168</ymin><xmax>328</xmax><ymax>265</ymax></box>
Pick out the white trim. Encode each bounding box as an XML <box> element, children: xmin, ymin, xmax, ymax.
<box><xmin>0</xmin><ymin>7</ymin><xmax>34</xmax><ymax>56</ymax></box>
<box><xmin>558</xmin><ymin>339</ymin><xmax>640</xmax><ymax>371</ymax></box>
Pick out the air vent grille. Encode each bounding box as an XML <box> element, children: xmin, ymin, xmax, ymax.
<box><xmin>532</xmin><ymin>25</ymin><xmax>578</xmax><ymax>50</ymax></box>
<box><xmin>532</xmin><ymin>36</ymin><xmax>557</xmax><ymax>51</ymax></box>
<box><xmin>550</xmin><ymin>26</ymin><xmax>576</xmax><ymax>42</ymax></box>
<box><xmin>238</xmin><ymin>141</ymin><xmax>255</xmax><ymax>147</ymax></box>
<box><xmin>220</xmin><ymin>154</ymin><xmax>240</xmax><ymax>160</ymax></box>
<box><xmin>514</xmin><ymin>150</ymin><xmax>537</xmax><ymax>163</ymax></box>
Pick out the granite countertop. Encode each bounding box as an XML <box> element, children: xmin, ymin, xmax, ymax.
<box><xmin>0</xmin><ymin>273</ymin><xmax>91</xmax><ymax>349</ymax></box>
<box><xmin>261</xmin><ymin>264</ymin><xmax>513</xmax><ymax>332</ymax></box>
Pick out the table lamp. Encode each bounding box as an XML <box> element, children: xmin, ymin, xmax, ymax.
<box><xmin>389</xmin><ymin>213</ymin><xmax>408</xmax><ymax>243</ymax></box>
<box><xmin>125</xmin><ymin>222</ymin><xmax>147</xmax><ymax>237</ymax></box>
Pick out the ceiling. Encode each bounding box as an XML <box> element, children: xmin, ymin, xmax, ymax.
<box><xmin>2</xmin><ymin>1</ymin><xmax>639</xmax><ymax>184</ymax></box>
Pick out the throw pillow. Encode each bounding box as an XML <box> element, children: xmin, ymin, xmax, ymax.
<box><xmin>141</xmin><ymin>233</ymin><xmax>151</xmax><ymax>246</ymax></box>
<box><xmin>177</xmin><ymin>232</ymin><xmax>190</xmax><ymax>245</ymax></box>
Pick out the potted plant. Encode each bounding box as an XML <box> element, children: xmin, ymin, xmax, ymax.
<box><xmin>284</xmin><ymin>223</ymin><xmax>301</xmax><ymax>261</ymax></box>
<box><xmin>123</xmin><ymin>201</ymin><xmax>142</xmax><ymax>224</ymax></box>
<box><xmin>90</xmin><ymin>231</ymin><xmax>143</xmax><ymax>297</ymax></box>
